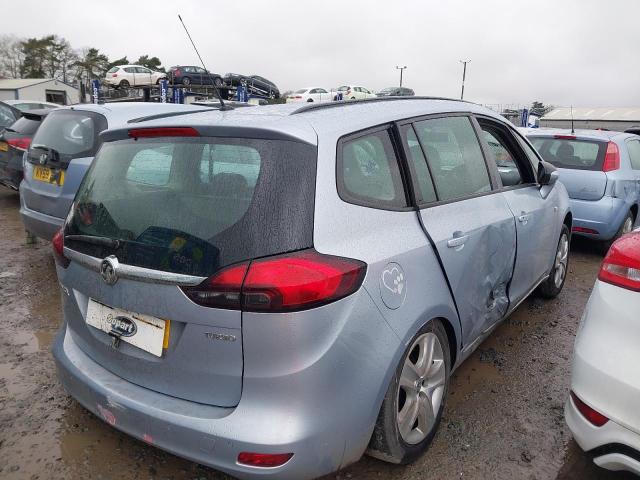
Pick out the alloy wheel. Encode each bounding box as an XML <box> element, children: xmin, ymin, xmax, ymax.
<box><xmin>397</xmin><ymin>332</ymin><xmax>446</xmax><ymax>445</ymax></box>
<box><xmin>554</xmin><ymin>233</ymin><xmax>569</xmax><ymax>288</ymax></box>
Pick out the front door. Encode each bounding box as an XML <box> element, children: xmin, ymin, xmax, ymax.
<box><xmin>402</xmin><ymin>115</ymin><xmax>517</xmax><ymax>344</ymax></box>
<box><xmin>476</xmin><ymin>118</ymin><xmax>558</xmax><ymax>304</ymax></box>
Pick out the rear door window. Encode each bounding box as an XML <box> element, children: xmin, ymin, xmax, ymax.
<box><xmin>27</xmin><ymin>109</ymin><xmax>107</xmax><ymax>164</ymax></box>
<box><xmin>529</xmin><ymin>137</ymin><xmax>606</xmax><ymax>170</ymax></box>
<box><xmin>627</xmin><ymin>139</ymin><xmax>640</xmax><ymax>170</ymax></box>
<box><xmin>66</xmin><ymin>137</ymin><xmax>317</xmax><ymax>277</ymax></box>
<box><xmin>338</xmin><ymin>129</ymin><xmax>407</xmax><ymax>209</ymax></box>
<box><xmin>413</xmin><ymin>116</ymin><xmax>491</xmax><ymax>202</ymax></box>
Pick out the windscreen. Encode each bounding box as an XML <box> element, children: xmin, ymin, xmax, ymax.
<box><xmin>27</xmin><ymin>109</ymin><xmax>107</xmax><ymax>165</ymax></box>
<box><xmin>9</xmin><ymin>116</ymin><xmax>41</xmax><ymax>134</ymax></box>
<box><xmin>529</xmin><ymin>137</ymin><xmax>606</xmax><ymax>171</ymax></box>
<box><xmin>65</xmin><ymin>136</ymin><xmax>317</xmax><ymax>277</ymax></box>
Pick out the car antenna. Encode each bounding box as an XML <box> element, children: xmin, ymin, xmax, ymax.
<box><xmin>570</xmin><ymin>105</ymin><xmax>575</xmax><ymax>134</ymax></box>
<box><xmin>177</xmin><ymin>14</ymin><xmax>230</xmax><ymax>110</ymax></box>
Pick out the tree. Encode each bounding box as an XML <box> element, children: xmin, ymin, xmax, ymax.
<box><xmin>135</xmin><ymin>55</ymin><xmax>164</xmax><ymax>72</ymax></box>
<box><xmin>44</xmin><ymin>36</ymin><xmax>76</xmax><ymax>83</ymax></box>
<box><xmin>530</xmin><ymin>101</ymin><xmax>550</xmax><ymax>116</ymax></box>
<box><xmin>107</xmin><ymin>56</ymin><xmax>129</xmax><ymax>70</ymax></box>
<box><xmin>20</xmin><ymin>36</ymin><xmax>54</xmax><ymax>77</ymax></box>
<box><xmin>0</xmin><ymin>35</ymin><xmax>24</xmax><ymax>78</ymax></box>
<box><xmin>73</xmin><ymin>47</ymin><xmax>110</xmax><ymax>81</ymax></box>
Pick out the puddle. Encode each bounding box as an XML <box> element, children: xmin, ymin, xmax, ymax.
<box><xmin>8</xmin><ymin>330</ymin><xmax>56</xmax><ymax>354</ymax></box>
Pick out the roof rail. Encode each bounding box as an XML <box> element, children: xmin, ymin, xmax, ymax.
<box><xmin>290</xmin><ymin>96</ymin><xmax>470</xmax><ymax>115</ymax></box>
<box><xmin>127</xmin><ymin>108</ymin><xmax>220</xmax><ymax>124</ymax></box>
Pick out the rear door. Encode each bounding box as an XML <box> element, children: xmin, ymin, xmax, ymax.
<box><xmin>477</xmin><ymin>118</ymin><xmax>558</xmax><ymax>303</ymax></box>
<box><xmin>401</xmin><ymin>115</ymin><xmax>517</xmax><ymax>343</ymax></box>
<box><xmin>529</xmin><ymin>136</ymin><xmax>608</xmax><ymax>200</ymax></box>
<box><xmin>22</xmin><ymin>109</ymin><xmax>107</xmax><ymax>220</ymax></box>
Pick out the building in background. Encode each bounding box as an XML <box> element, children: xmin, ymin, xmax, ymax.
<box><xmin>540</xmin><ymin>107</ymin><xmax>640</xmax><ymax>132</ymax></box>
<box><xmin>0</xmin><ymin>79</ymin><xmax>79</xmax><ymax>105</ymax></box>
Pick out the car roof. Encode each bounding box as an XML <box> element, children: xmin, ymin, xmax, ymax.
<box><xmin>4</xmin><ymin>99</ymin><xmax>59</xmax><ymax>108</ymax></box>
<box><xmin>103</xmin><ymin>97</ymin><xmax>508</xmax><ymax>146</ymax></box>
<box><xmin>53</xmin><ymin>103</ymin><xmax>211</xmax><ymax>127</ymax></box>
<box><xmin>525</xmin><ymin>127</ymin><xmax>633</xmax><ymax>142</ymax></box>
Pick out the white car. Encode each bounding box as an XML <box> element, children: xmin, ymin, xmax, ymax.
<box><xmin>566</xmin><ymin>228</ymin><xmax>640</xmax><ymax>475</ymax></box>
<box><xmin>105</xmin><ymin>65</ymin><xmax>167</xmax><ymax>88</ymax></box>
<box><xmin>286</xmin><ymin>87</ymin><xmax>332</xmax><ymax>103</ymax></box>
<box><xmin>332</xmin><ymin>85</ymin><xmax>376</xmax><ymax>101</ymax></box>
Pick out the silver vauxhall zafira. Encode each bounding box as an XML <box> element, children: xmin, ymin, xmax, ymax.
<box><xmin>51</xmin><ymin>98</ymin><xmax>571</xmax><ymax>479</ymax></box>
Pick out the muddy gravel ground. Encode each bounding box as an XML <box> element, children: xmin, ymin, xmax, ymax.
<box><xmin>0</xmin><ymin>187</ymin><xmax>634</xmax><ymax>480</ymax></box>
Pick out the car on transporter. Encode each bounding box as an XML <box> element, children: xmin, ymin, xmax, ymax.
<box><xmin>527</xmin><ymin>129</ymin><xmax>640</xmax><ymax>251</ymax></box>
<box><xmin>51</xmin><ymin>97</ymin><xmax>571</xmax><ymax>480</ymax></box>
<box><xmin>19</xmin><ymin>102</ymin><xmax>214</xmax><ymax>241</ymax></box>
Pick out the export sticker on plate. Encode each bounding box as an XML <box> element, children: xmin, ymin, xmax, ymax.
<box><xmin>86</xmin><ymin>299</ymin><xmax>167</xmax><ymax>357</ymax></box>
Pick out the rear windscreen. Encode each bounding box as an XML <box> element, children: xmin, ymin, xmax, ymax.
<box><xmin>65</xmin><ymin>137</ymin><xmax>317</xmax><ymax>277</ymax></box>
<box><xmin>28</xmin><ymin>110</ymin><xmax>107</xmax><ymax>164</ymax></box>
<box><xmin>10</xmin><ymin>116</ymin><xmax>41</xmax><ymax>134</ymax></box>
<box><xmin>528</xmin><ymin>137</ymin><xmax>607</xmax><ymax>171</ymax></box>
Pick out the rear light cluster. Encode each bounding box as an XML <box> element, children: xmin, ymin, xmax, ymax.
<box><xmin>7</xmin><ymin>137</ymin><xmax>31</xmax><ymax>151</ymax></box>
<box><xmin>572</xmin><ymin>226</ymin><xmax>599</xmax><ymax>235</ymax></box>
<box><xmin>602</xmin><ymin>141</ymin><xmax>620</xmax><ymax>172</ymax></box>
<box><xmin>181</xmin><ymin>249</ymin><xmax>367</xmax><ymax>312</ymax></box>
<box><xmin>52</xmin><ymin>228</ymin><xmax>70</xmax><ymax>268</ymax></box>
<box><xmin>570</xmin><ymin>391</ymin><xmax>609</xmax><ymax>427</ymax></box>
<box><xmin>111</xmin><ymin>73</ymin><xmax>118</xmax><ymax>77</ymax></box>
<box><xmin>598</xmin><ymin>231</ymin><xmax>640</xmax><ymax>291</ymax></box>
<box><xmin>237</xmin><ymin>452</ymin><xmax>293</xmax><ymax>468</ymax></box>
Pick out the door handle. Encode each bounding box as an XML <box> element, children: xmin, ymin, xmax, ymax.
<box><xmin>518</xmin><ymin>213</ymin><xmax>530</xmax><ymax>225</ymax></box>
<box><xmin>447</xmin><ymin>234</ymin><xmax>469</xmax><ymax>249</ymax></box>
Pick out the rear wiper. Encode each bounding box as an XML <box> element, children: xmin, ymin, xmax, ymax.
<box><xmin>64</xmin><ymin>234</ymin><xmax>122</xmax><ymax>249</ymax></box>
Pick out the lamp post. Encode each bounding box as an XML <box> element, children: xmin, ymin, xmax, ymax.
<box><xmin>396</xmin><ymin>65</ymin><xmax>407</xmax><ymax>87</ymax></box>
<box><xmin>459</xmin><ymin>59</ymin><xmax>471</xmax><ymax>100</ymax></box>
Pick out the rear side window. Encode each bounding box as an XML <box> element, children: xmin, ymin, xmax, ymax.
<box><xmin>627</xmin><ymin>139</ymin><xmax>640</xmax><ymax>170</ymax></box>
<box><xmin>338</xmin><ymin>129</ymin><xmax>407</xmax><ymax>209</ymax></box>
<box><xmin>413</xmin><ymin>116</ymin><xmax>491</xmax><ymax>202</ymax></box>
<box><xmin>10</xmin><ymin>116</ymin><xmax>41</xmax><ymax>135</ymax></box>
<box><xmin>529</xmin><ymin>137</ymin><xmax>606</xmax><ymax>171</ymax></box>
<box><xmin>28</xmin><ymin>110</ymin><xmax>107</xmax><ymax>163</ymax></box>
<box><xmin>107</xmin><ymin>67</ymin><xmax>119</xmax><ymax>73</ymax></box>
<box><xmin>0</xmin><ymin>103</ymin><xmax>17</xmax><ymax>128</ymax></box>
<box><xmin>66</xmin><ymin>137</ymin><xmax>317</xmax><ymax>277</ymax></box>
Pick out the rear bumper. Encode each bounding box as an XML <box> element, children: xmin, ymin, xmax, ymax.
<box><xmin>53</xmin><ymin>326</ymin><xmax>345</xmax><ymax>480</ymax></box>
<box><xmin>19</xmin><ymin>196</ymin><xmax>63</xmax><ymax>240</ymax></box>
<box><xmin>569</xmin><ymin>196</ymin><xmax>630</xmax><ymax>240</ymax></box>
<box><xmin>566</xmin><ymin>397</ymin><xmax>640</xmax><ymax>475</ymax></box>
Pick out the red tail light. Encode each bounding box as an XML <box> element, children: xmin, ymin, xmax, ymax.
<box><xmin>598</xmin><ymin>231</ymin><xmax>640</xmax><ymax>291</ymax></box>
<box><xmin>570</xmin><ymin>391</ymin><xmax>609</xmax><ymax>427</ymax></box>
<box><xmin>128</xmin><ymin>127</ymin><xmax>200</xmax><ymax>138</ymax></box>
<box><xmin>294</xmin><ymin>95</ymin><xmax>302</xmax><ymax>99</ymax></box>
<box><xmin>7</xmin><ymin>137</ymin><xmax>31</xmax><ymax>151</ymax></box>
<box><xmin>111</xmin><ymin>73</ymin><xmax>118</xmax><ymax>77</ymax></box>
<box><xmin>182</xmin><ymin>249</ymin><xmax>367</xmax><ymax>312</ymax></box>
<box><xmin>174</xmin><ymin>69</ymin><xmax>181</xmax><ymax>76</ymax></box>
<box><xmin>237</xmin><ymin>452</ymin><xmax>293</xmax><ymax>468</ymax></box>
<box><xmin>602</xmin><ymin>141</ymin><xmax>620</xmax><ymax>172</ymax></box>
<box><xmin>52</xmin><ymin>229</ymin><xmax>70</xmax><ymax>268</ymax></box>
<box><xmin>572</xmin><ymin>226</ymin><xmax>599</xmax><ymax>235</ymax></box>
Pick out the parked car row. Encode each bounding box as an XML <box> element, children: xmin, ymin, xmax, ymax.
<box><xmin>286</xmin><ymin>85</ymin><xmax>415</xmax><ymax>103</ymax></box>
<box><xmin>1</xmin><ymin>95</ymin><xmax>639</xmax><ymax>479</ymax></box>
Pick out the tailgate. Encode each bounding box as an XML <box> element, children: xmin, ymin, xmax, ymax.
<box><xmin>557</xmin><ymin>168</ymin><xmax>607</xmax><ymax>201</ymax></box>
<box><xmin>58</xmin><ymin>257</ymin><xmax>243</xmax><ymax>407</ymax></box>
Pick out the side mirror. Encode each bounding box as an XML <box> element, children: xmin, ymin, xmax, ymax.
<box><xmin>537</xmin><ymin>161</ymin><xmax>558</xmax><ymax>186</ymax></box>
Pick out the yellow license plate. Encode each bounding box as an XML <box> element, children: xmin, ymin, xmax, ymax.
<box><xmin>0</xmin><ymin>142</ymin><xmax>7</xmax><ymax>152</ymax></box>
<box><xmin>33</xmin><ymin>166</ymin><xmax>65</xmax><ymax>186</ymax></box>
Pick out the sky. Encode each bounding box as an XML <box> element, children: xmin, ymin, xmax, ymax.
<box><xmin>6</xmin><ymin>0</ymin><xmax>640</xmax><ymax>107</ymax></box>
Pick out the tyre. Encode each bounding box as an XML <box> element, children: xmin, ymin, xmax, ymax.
<box><xmin>307</xmin><ymin>98</ymin><xmax>314</xmax><ymax>102</ymax></box>
<box><xmin>119</xmin><ymin>79</ymin><xmax>130</xmax><ymax>89</ymax></box>
<box><xmin>351</xmin><ymin>96</ymin><xmax>356</xmax><ymax>100</ymax></box>
<box><xmin>601</xmin><ymin>211</ymin><xmax>635</xmax><ymax>254</ymax></box>
<box><xmin>368</xmin><ymin>319</ymin><xmax>450</xmax><ymax>464</ymax></box>
<box><xmin>182</xmin><ymin>77</ymin><xmax>191</xmax><ymax>86</ymax></box>
<box><xmin>538</xmin><ymin>224</ymin><xmax>570</xmax><ymax>299</ymax></box>
<box><xmin>213</xmin><ymin>77</ymin><xmax>223</xmax><ymax>87</ymax></box>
